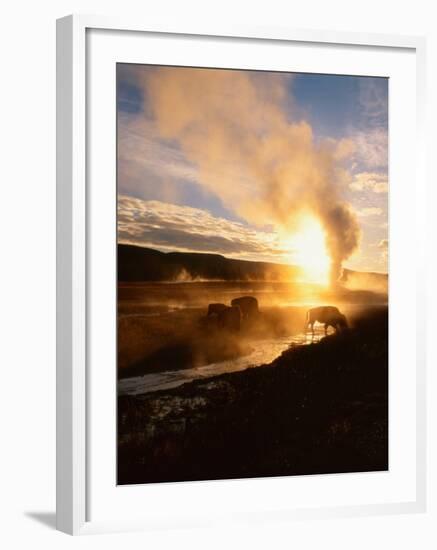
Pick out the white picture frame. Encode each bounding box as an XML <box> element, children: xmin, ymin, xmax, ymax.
<box><xmin>56</xmin><ymin>14</ymin><xmax>427</xmax><ymax>535</ymax></box>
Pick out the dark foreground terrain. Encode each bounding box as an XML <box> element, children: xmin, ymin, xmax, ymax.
<box><xmin>118</xmin><ymin>307</ymin><xmax>388</xmax><ymax>484</ymax></box>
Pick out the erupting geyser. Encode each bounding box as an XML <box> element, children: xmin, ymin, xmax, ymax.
<box><xmin>141</xmin><ymin>67</ymin><xmax>361</xmax><ymax>284</ymax></box>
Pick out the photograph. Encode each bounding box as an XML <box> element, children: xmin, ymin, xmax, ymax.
<box><xmin>116</xmin><ymin>63</ymin><xmax>389</xmax><ymax>485</ymax></box>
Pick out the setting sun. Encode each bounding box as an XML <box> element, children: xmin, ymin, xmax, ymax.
<box><xmin>284</xmin><ymin>216</ymin><xmax>331</xmax><ymax>285</ymax></box>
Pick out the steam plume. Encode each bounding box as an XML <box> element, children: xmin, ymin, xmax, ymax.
<box><xmin>139</xmin><ymin>67</ymin><xmax>361</xmax><ymax>283</ymax></box>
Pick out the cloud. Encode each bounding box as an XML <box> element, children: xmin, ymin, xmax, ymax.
<box><xmin>118</xmin><ymin>195</ymin><xmax>291</xmax><ymax>262</ymax></box>
<box><xmin>358</xmin><ymin>78</ymin><xmax>388</xmax><ymax>129</ymax></box>
<box><xmin>356</xmin><ymin>207</ymin><xmax>383</xmax><ymax>217</ymax></box>
<box><xmin>377</xmin><ymin>238</ymin><xmax>388</xmax><ymax>263</ymax></box>
<box><xmin>118</xmin><ymin>114</ymin><xmax>199</xmax><ymax>190</ymax></box>
<box><xmin>349</xmin><ymin>172</ymin><xmax>388</xmax><ymax>194</ymax></box>
<box><xmin>350</xmin><ymin>128</ymin><xmax>388</xmax><ymax>171</ymax></box>
<box><xmin>332</xmin><ymin>137</ymin><xmax>357</xmax><ymax>160</ymax></box>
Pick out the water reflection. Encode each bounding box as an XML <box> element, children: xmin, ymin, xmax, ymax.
<box><xmin>118</xmin><ymin>325</ymin><xmax>326</xmax><ymax>395</ymax></box>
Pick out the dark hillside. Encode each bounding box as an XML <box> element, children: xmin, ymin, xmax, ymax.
<box><xmin>118</xmin><ymin>244</ymin><xmax>388</xmax><ymax>285</ymax></box>
<box><xmin>118</xmin><ymin>244</ymin><xmax>302</xmax><ymax>282</ymax></box>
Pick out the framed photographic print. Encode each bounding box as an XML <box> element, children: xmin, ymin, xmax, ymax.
<box><xmin>56</xmin><ymin>15</ymin><xmax>427</xmax><ymax>535</ymax></box>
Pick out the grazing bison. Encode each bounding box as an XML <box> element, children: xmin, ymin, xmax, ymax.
<box><xmin>231</xmin><ymin>296</ymin><xmax>259</xmax><ymax>320</ymax></box>
<box><xmin>217</xmin><ymin>305</ymin><xmax>242</xmax><ymax>332</ymax></box>
<box><xmin>306</xmin><ymin>306</ymin><xmax>348</xmax><ymax>337</ymax></box>
<box><xmin>207</xmin><ymin>303</ymin><xmax>228</xmax><ymax>317</ymax></box>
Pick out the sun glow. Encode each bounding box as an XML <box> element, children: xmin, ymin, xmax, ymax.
<box><xmin>284</xmin><ymin>216</ymin><xmax>331</xmax><ymax>285</ymax></box>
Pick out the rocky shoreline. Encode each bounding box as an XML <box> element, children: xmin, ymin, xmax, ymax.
<box><xmin>118</xmin><ymin>307</ymin><xmax>388</xmax><ymax>484</ymax></box>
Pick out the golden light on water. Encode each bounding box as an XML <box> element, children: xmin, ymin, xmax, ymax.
<box><xmin>283</xmin><ymin>215</ymin><xmax>331</xmax><ymax>285</ymax></box>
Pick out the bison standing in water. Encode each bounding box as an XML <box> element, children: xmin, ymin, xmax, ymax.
<box><xmin>231</xmin><ymin>296</ymin><xmax>259</xmax><ymax>320</ymax></box>
<box><xmin>217</xmin><ymin>305</ymin><xmax>242</xmax><ymax>332</ymax></box>
<box><xmin>306</xmin><ymin>306</ymin><xmax>348</xmax><ymax>337</ymax></box>
<box><xmin>207</xmin><ymin>303</ymin><xmax>228</xmax><ymax>316</ymax></box>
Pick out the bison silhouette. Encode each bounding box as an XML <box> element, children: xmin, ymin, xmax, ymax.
<box><xmin>217</xmin><ymin>305</ymin><xmax>242</xmax><ymax>332</ymax></box>
<box><xmin>207</xmin><ymin>303</ymin><xmax>228</xmax><ymax>316</ymax></box>
<box><xmin>306</xmin><ymin>306</ymin><xmax>348</xmax><ymax>337</ymax></box>
<box><xmin>230</xmin><ymin>296</ymin><xmax>258</xmax><ymax>320</ymax></box>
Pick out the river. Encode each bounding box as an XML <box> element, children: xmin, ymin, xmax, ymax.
<box><xmin>118</xmin><ymin>325</ymin><xmax>326</xmax><ymax>395</ymax></box>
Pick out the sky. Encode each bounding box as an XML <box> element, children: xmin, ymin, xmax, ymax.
<box><xmin>117</xmin><ymin>64</ymin><xmax>388</xmax><ymax>275</ymax></box>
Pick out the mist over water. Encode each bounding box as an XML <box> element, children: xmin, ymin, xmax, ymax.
<box><xmin>118</xmin><ymin>280</ymin><xmax>386</xmax><ymax>311</ymax></box>
<box><xmin>118</xmin><ymin>281</ymin><xmax>387</xmax><ymax>395</ymax></box>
